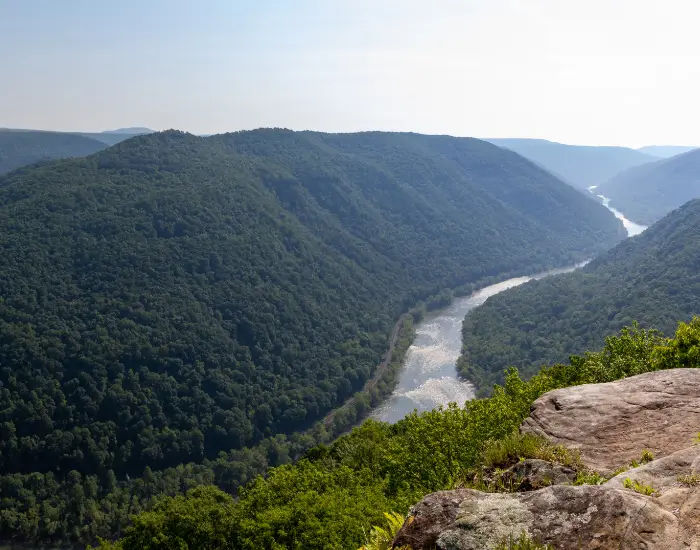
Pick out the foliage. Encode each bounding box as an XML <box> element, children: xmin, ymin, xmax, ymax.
<box><xmin>458</xmin><ymin>199</ymin><xmax>700</xmax><ymax>394</ymax></box>
<box><xmin>622</xmin><ymin>478</ymin><xmax>656</xmax><ymax>496</ymax></box>
<box><xmin>481</xmin><ymin>432</ymin><xmax>582</xmax><ymax>471</ymax></box>
<box><xmin>357</xmin><ymin>512</ymin><xmax>409</xmax><ymax>550</ymax></box>
<box><xmin>96</xmin><ymin>321</ymin><xmax>697</xmax><ymax>550</ymax></box>
<box><xmin>677</xmin><ymin>473</ymin><xmax>700</xmax><ymax>486</ymax></box>
<box><xmin>0</xmin><ymin>130</ymin><xmax>624</xmax><ymax>546</ymax></box>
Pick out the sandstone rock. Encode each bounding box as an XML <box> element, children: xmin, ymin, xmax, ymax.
<box><xmin>605</xmin><ymin>445</ymin><xmax>700</xmax><ymax>548</ymax></box>
<box><xmin>393</xmin><ymin>484</ymin><xmax>688</xmax><ymax>549</ymax></box>
<box><xmin>520</xmin><ymin>369</ymin><xmax>700</xmax><ymax>473</ymax></box>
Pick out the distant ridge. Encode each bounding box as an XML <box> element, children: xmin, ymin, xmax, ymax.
<box><xmin>598</xmin><ymin>148</ymin><xmax>700</xmax><ymax>224</ymax></box>
<box><xmin>637</xmin><ymin>145</ymin><xmax>697</xmax><ymax>158</ymax></box>
<box><xmin>0</xmin><ymin>129</ymin><xmax>106</xmax><ymax>174</ymax></box>
<box><xmin>101</xmin><ymin>126</ymin><xmax>154</xmax><ymax>134</ymax></box>
<box><xmin>487</xmin><ymin>138</ymin><xmax>655</xmax><ymax>190</ymax></box>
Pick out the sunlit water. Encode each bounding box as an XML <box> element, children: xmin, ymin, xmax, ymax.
<box><xmin>371</xmin><ymin>262</ymin><xmax>587</xmax><ymax>423</ymax></box>
<box><xmin>587</xmin><ymin>185</ymin><xmax>647</xmax><ymax>237</ymax></box>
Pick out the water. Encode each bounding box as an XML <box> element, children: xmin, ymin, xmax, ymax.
<box><xmin>587</xmin><ymin>185</ymin><xmax>647</xmax><ymax>237</ymax></box>
<box><xmin>371</xmin><ymin>262</ymin><xmax>587</xmax><ymax>423</ymax></box>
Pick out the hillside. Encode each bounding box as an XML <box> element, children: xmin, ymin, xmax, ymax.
<box><xmin>457</xmin><ymin>199</ymin><xmax>700</xmax><ymax>393</ymax></box>
<box><xmin>597</xmin><ymin>148</ymin><xmax>700</xmax><ymax>224</ymax></box>
<box><xmin>0</xmin><ymin>129</ymin><xmax>624</xmax><ymax>546</ymax></box>
<box><xmin>0</xmin><ymin>129</ymin><xmax>107</xmax><ymax>174</ymax></box>
<box><xmin>93</xmin><ymin>319</ymin><xmax>700</xmax><ymax>550</ymax></box>
<box><xmin>487</xmin><ymin>138</ymin><xmax>655</xmax><ymax>190</ymax></box>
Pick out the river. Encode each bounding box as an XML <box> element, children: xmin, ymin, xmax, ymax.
<box><xmin>587</xmin><ymin>185</ymin><xmax>647</xmax><ymax>237</ymax></box>
<box><xmin>371</xmin><ymin>262</ymin><xmax>588</xmax><ymax>423</ymax></box>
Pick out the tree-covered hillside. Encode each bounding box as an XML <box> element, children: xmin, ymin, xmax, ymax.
<box><xmin>92</xmin><ymin>319</ymin><xmax>700</xmax><ymax>550</ymax></box>
<box><xmin>0</xmin><ymin>129</ymin><xmax>107</xmax><ymax>174</ymax></box>
<box><xmin>597</xmin><ymin>148</ymin><xmax>700</xmax><ymax>224</ymax></box>
<box><xmin>0</xmin><ymin>129</ymin><xmax>623</xmax><ymax>545</ymax></box>
<box><xmin>487</xmin><ymin>138</ymin><xmax>655</xmax><ymax>190</ymax></box>
<box><xmin>458</xmin><ymin>199</ymin><xmax>700</xmax><ymax>393</ymax></box>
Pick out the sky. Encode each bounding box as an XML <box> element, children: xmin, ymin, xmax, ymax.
<box><xmin>2</xmin><ymin>0</ymin><xmax>700</xmax><ymax>147</ymax></box>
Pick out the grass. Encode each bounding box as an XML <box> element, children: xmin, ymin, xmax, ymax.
<box><xmin>623</xmin><ymin>478</ymin><xmax>656</xmax><ymax>496</ymax></box>
<box><xmin>482</xmin><ymin>433</ymin><xmax>583</xmax><ymax>471</ymax></box>
<box><xmin>494</xmin><ymin>532</ymin><xmax>554</xmax><ymax>550</ymax></box>
<box><xmin>677</xmin><ymin>473</ymin><xmax>700</xmax><ymax>486</ymax></box>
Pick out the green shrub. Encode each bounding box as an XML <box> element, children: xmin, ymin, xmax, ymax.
<box><xmin>622</xmin><ymin>478</ymin><xmax>656</xmax><ymax>496</ymax></box>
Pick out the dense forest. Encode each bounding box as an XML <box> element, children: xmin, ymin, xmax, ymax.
<box><xmin>81</xmin><ymin>318</ymin><xmax>697</xmax><ymax>549</ymax></box>
<box><xmin>457</xmin><ymin>199</ymin><xmax>700</xmax><ymax>393</ymax></box>
<box><xmin>486</xmin><ymin>138</ymin><xmax>655</xmax><ymax>190</ymax></box>
<box><xmin>597</xmin><ymin>148</ymin><xmax>700</xmax><ymax>224</ymax></box>
<box><xmin>0</xmin><ymin>129</ymin><xmax>107</xmax><ymax>174</ymax></box>
<box><xmin>0</xmin><ymin>129</ymin><xmax>624</xmax><ymax>546</ymax></box>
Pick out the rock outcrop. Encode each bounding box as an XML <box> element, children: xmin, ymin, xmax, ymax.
<box><xmin>521</xmin><ymin>368</ymin><xmax>700</xmax><ymax>474</ymax></box>
<box><xmin>393</xmin><ymin>484</ymin><xmax>684</xmax><ymax>549</ymax></box>
<box><xmin>392</xmin><ymin>369</ymin><xmax>700</xmax><ymax>549</ymax></box>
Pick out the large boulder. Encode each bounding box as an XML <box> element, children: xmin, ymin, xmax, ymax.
<box><xmin>520</xmin><ymin>369</ymin><xmax>700</xmax><ymax>473</ymax></box>
<box><xmin>393</xmin><ymin>484</ymin><xmax>687</xmax><ymax>549</ymax></box>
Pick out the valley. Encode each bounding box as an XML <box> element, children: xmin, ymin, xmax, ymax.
<box><xmin>372</xmin><ymin>262</ymin><xmax>587</xmax><ymax>423</ymax></box>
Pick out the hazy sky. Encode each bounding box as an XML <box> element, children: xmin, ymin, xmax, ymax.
<box><xmin>2</xmin><ymin>0</ymin><xmax>700</xmax><ymax>147</ymax></box>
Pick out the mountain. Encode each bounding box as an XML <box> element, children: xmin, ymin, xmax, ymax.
<box><xmin>457</xmin><ymin>198</ymin><xmax>700</xmax><ymax>393</ymax></box>
<box><xmin>597</xmin><ymin>149</ymin><xmax>700</xmax><ymax>224</ymax></box>
<box><xmin>637</xmin><ymin>145</ymin><xmax>697</xmax><ymax>158</ymax></box>
<box><xmin>0</xmin><ymin>129</ymin><xmax>626</xmax><ymax>545</ymax></box>
<box><xmin>0</xmin><ymin>129</ymin><xmax>107</xmax><ymax>174</ymax></box>
<box><xmin>79</xmin><ymin>128</ymin><xmax>154</xmax><ymax>145</ymax></box>
<box><xmin>487</xmin><ymin>138</ymin><xmax>656</xmax><ymax>190</ymax></box>
<box><xmin>102</xmin><ymin>126</ymin><xmax>154</xmax><ymax>134</ymax></box>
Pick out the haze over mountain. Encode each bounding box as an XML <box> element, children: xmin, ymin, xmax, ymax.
<box><xmin>597</xmin><ymin>149</ymin><xmax>700</xmax><ymax>224</ymax></box>
<box><xmin>0</xmin><ymin>129</ymin><xmax>624</xmax><ymax>546</ymax></box>
<box><xmin>637</xmin><ymin>145</ymin><xmax>698</xmax><ymax>158</ymax></box>
<box><xmin>457</xmin><ymin>198</ymin><xmax>700</xmax><ymax>393</ymax></box>
<box><xmin>0</xmin><ymin>129</ymin><xmax>107</xmax><ymax>175</ymax></box>
<box><xmin>486</xmin><ymin>138</ymin><xmax>656</xmax><ymax>190</ymax></box>
<box><xmin>0</xmin><ymin>128</ymin><xmax>154</xmax><ymax>173</ymax></box>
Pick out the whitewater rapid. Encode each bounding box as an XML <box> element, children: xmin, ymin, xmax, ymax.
<box><xmin>371</xmin><ymin>262</ymin><xmax>587</xmax><ymax>423</ymax></box>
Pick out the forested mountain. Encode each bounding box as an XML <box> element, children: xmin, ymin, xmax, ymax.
<box><xmin>637</xmin><ymin>145</ymin><xmax>697</xmax><ymax>158</ymax></box>
<box><xmin>458</xmin><ymin>199</ymin><xmax>700</xmax><ymax>393</ymax></box>
<box><xmin>487</xmin><ymin>138</ymin><xmax>655</xmax><ymax>190</ymax></box>
<box><xmin>0</xmin><ymin>129</ymin><xmax>625</xmax><ymax>545</ymax></box>
<box><xmin>0</xmin><ymin>129</ymin><xmax>107</xmax><ymax>174</ymax></box>
<box><xmin>597</xmin><ymin>148</ymin><xmax>700</xmax><ymax>224</ymax></box>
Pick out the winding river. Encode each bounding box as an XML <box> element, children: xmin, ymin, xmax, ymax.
<box><xmin>371</xmin><ymin>262</ymin><xmax>587</xmax><ymax>423</ymax></box>
<box><xmin>373</xmin><ymin>193</ymin><xmax>647</xmax><ymax>423</ymax></box>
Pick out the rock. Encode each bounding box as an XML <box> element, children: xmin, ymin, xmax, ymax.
<box><xmin>605</xmin><ymin>445</ymin><xmax>700</xmax><ymax>547</ymax></box>
<box><xmin>520</xmin><ymin>369</ymin><xmax>700</xmax><ymax>474</ymax></box>
<box><xmin>505</xmin><ymin>458</ymin><xmax>577</xmax><ymax>490</ymax></box>
<box><xmin>393</xmin><ymin>484</ymin><xmax>689</xmax><ymax>549</ymax></box>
